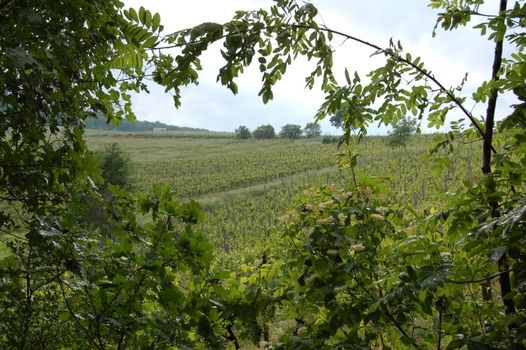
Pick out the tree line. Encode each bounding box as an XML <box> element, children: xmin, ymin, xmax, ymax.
<box><xmin>235</xmin><ymin>122</ymin><xmax>321</xmax><ymax>139</ymax></box>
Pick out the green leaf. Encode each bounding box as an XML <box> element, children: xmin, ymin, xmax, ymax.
<box><xmin>143</xmin><ymin>35</ymin><xmax>158</xmax><ymax>48</ymax></box>
<box><xmin>344</xmin><ymin>68</ymin><xmax>351</xmax><ymax>85</ymax></box>
<box><xmin>152</xmin><ymin>13</ymin><xmax>161</xmax><ymax>32</ymax></box>
<box><xmin>128</xmin><ymin>8</ymin><xmax>139</xmax><ymax>22</ymax></box>
<box><xmin>110</xmin><ymin>52</ymin><xmax>144</xmax><ymax>70</ymax></box>
<box><xmin>139</xmin><ymin>7</ymin><xmax>147</xmax><ymax>25</ymax></box>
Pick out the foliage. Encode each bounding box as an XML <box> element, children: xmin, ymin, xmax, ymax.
<box><xmin>1</xmin><ymin>185</ymin><xmax>223</xmax><ymax>348</ymax></box>
<box><xmin>0</xmin><ymin>0</ymin><xmax>132</xmax><ymax>229</ymax></box>
<box><xmin>234</xmin><ymin>125</ymin><xmax>251</xmax><ymax>139</ymax></box>
<box><xmin>388</xmin><ymin>117</ymin><xmax>418</xmax><ymax>147</ymax></box>
<box><xmin>157</xmin><ymin>0</ymin><xmax>525</xmax><ymax>347</ymax></box>
<box><xmin>0</xmin><ymin>1</ymin><xmax>229</xmax><ymax>348</ymax></box>
<box><xmin>253</xmin><ymin>124</ymin><xmax>276</xmax><ymax>139</ymax></box>
<box><xmin>304</xmin><ymin>122</ymin><xmax>322</xmax><ymax>138</ymax></box>
<box><xmin>279</xmin><ymin>124</ymin><xmax>303</xmax><ymax>139</ymax></box>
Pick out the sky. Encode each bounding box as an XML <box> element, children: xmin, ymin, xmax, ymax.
<box><xmin>122</xmin><ymin>0</ymin><xmax>512</xmax><ymax>134</ymax></box>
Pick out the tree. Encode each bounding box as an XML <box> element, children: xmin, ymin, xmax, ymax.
<box><xmin>303</xmin><ymin>122</ymin><xmax>321</xmax><ymax>138</ymax></box>
<box><xmin>97</xmin><ymin>143</ymin><xmax>132</xmax><ymax>189</ymax></box>
<box><xmin>388</xmin><ymin>117</ymin><xmax>417</xmax><ymax>147</ymax></box>
<box><xmin>0</xmin><ymin>0</ymin><xmax>135</xmax><ymax>224</ymax></box>
<box><xmin>234</xmin><ymin>125</ymin><xmax>251</xmax><ymax>139</ymax></box>
<box><xmin>0</xmin><ymin>2</ymin><xmax>222</xmax><ymax>348</ymax></box>
<box><xmin>253</xmin><ymin>124</ymin><xmax>275</xmax><ymax>139</ymax></box>
<box><xmin>279</xmin><ymin>124</ymin><xmax>302</xmax><ymax>139</ymax></box>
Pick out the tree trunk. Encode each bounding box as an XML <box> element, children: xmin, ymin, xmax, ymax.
<box><xmin>481</xmin><ymin>0</ymin><xmax>516</xmax><ymax>318</ymax></box>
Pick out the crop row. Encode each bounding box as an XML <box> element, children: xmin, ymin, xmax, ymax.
<box><xmin>130</xmin><ymin>143</ymin><xmax>338</xmax><ymax>197</ymax></box>
<box><xmin>197</xmin><ymin>142</ymin><xmax>477</xmax><ymax>259</ymax></box>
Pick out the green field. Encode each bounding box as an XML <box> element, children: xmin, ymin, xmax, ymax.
<box><xmin>85</xmin><ymin>130</ymin><xmax>474</xmax><ymax>258</ymax></box>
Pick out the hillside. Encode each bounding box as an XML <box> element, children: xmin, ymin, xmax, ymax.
<box><xmin>84</xmin><ymin>115</ymin><xmax>208</xmax><ymax>132</ymax></box>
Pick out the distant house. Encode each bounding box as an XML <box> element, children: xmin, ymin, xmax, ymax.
<box><xmin>153</xmin><ymin>127</ymin><xmax>166</xmax><ymax>132</ymax></box>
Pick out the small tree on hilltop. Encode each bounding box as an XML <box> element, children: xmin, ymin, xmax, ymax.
<box><xmin>97</xmin><ymin>143</ymin><xmax>131</xmax><ymax>189</ymax></box>
<box><xmin>280</xmin><ymin>124</ymin><xmax>302</xmax><ymax>139</ymax></box>
<box><xmin>304</xmin><ymin>122</ymin><xmax>321</xmax><ymax>138</ymax></box>
<box><xmin>388</xmin><ymin>117</ymin><xmax>417</xmax><ymax>147</ymax></box>
<box><xmin>253</xmin><ymin>124</ymin><xmax>275</xmax><ymax>139</ymax></box>
<box><xmin>234</xmin><ymin>125</ymin><xmax>251</xmax><ymax>139</ymax></box>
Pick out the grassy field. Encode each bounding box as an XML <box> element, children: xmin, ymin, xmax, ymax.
<box><xmin>84</xmin><ymin>130</ymin><xmax>476</xmax><ymax>259</ymax></box>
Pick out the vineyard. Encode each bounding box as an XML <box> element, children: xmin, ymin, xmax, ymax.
<box><xmin>85</xmin><ymin>131</ymin><xmax>475</xmax><ymax>259</ymax></box>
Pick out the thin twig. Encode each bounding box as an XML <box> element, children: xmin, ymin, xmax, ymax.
<box><xmin>446</xmin><ymin>269</ymin><xmax>513</xmax><ymax>284</ymax></box>
<box><xmin>382</xmin><ymin>306</ymin><xmax>419</xmax><ymax>348</ymax></box>
<box><xmin>467</xmin><ymin>284</ymin><xmax>486</xmax><ymax>336</ymax></box>
<box><xmin>462</xmin><ymin>138</ymin><xmax>484</xmax><ymax>145</ymax></box>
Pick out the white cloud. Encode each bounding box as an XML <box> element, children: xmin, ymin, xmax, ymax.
<box><xmin>122</xmin><ymin>0</ymin><xmax>512</xmax><ymax>134</ymax></box>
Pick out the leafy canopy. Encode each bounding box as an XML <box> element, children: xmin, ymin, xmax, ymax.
<box><xmin>388</xmin><ymin>117</ymin><xmax>418</xmax><ymax>147</ymax></box>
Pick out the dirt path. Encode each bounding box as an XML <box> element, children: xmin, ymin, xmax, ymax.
<box><xmin>195</xmin><ymin>165</ymin><xmax>338</xmax><ymax>207</ymax></box>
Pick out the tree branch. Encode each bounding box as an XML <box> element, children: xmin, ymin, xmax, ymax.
<box><xmin>226</xmin><ymin>324</ymin><xmax>240</xmax><ymax>350</ymax></box>
<box><xmin>154</xmin><ymin>20</ymin><xmax>492</xmax><ymax>150</ymax></box>
<box><xmin>311</xmin><ymin>24</ymin><xmax>495</xmax><ymax>152</ymax></box>
<box><xmin>382</xmin><ymin>306</ymin><xmax>419</xmax><ymax>348</ymax></box>
<box><xmin>446</xmin><ymin>268</ymin><xmax>513</xmax><ymax>284</ymax></box>
<box><xmin>482</xmin><ymin>0</ymin><xmax>507</xmax><ymax>173</ymax></box>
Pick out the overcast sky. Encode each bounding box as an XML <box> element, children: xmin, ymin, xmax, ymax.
<box><xmin>122</xmin><ymin>0</ymin><xmax>510</xmax><ymax>134</ymax></box>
